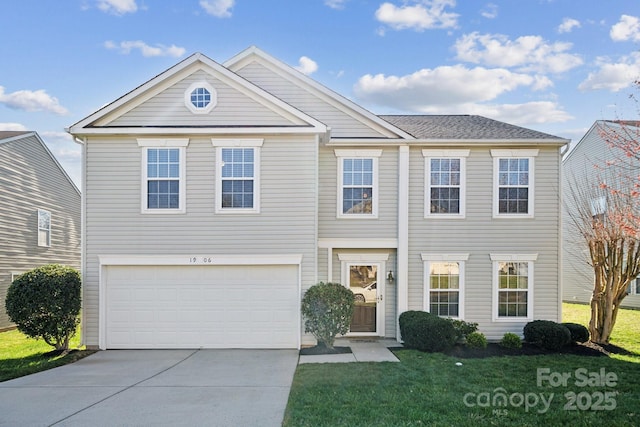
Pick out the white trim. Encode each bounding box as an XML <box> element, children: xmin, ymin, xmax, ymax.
<box><xmin>184</xmin><ymin>81</ymin><xmax>217</xmax><ymax>114</ymax></box>
<box><xmin>492</xmin><ymin>152</ymin><xmax>536</xmax><ymax>219</ymax></box>
<box><xmin>140</xmin><ymin>145</ymin><xmax>187</xmax><ymax>214</ymax></box>
<box><xmin>491</xmin><ymin>254</ymin><xmax>536</xmax><ymax>322</ymax></box>
<box><xmin>423</xmin><ymin>151</ymin><xmax>468</xmax><ymax>219</ymax></box>
<box><xmin>397</xmin><ymin>145</ymin><xmax>409</xmax><ymax>341</ymax></box>
<box><xmin>214</xmin><ymin>144</ymin><xmax>261</xmax><ymax>214</ymax></box>
<box><xmin>338</xmin><ymin>253</ymin><xmax>390</xmax><ymax>262</ymax></box>
<box><xmin>423</xmin><ymin>257</ymin><xmax>466</xmax><ymax>320</ymax></box>
<box><xmin>37</xmin><ymin>208</ymin><xmax>51</xmax><ymax>247</ymax></box>
<box><xmin>318</xmin><ymin>238</ymin><xmax>398</xmax><ymax>249</ymax></box>
<box><xmin>137</xmin><ymin>138</ymin><xmax>190</xmax><ymax>147</ymax></box>
<box><xmin>335</xmin><ymin>150</ymin><xmax>380</xmax><ymax>219</ymax></box>
<box><xmin>98</xmin><ymin>254</ymin><xmax>303</xmax><ymax>266</ymax></box>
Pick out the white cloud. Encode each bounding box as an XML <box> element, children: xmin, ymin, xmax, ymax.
<box><xmin>558</xmin><ymin>17</ymin><xmax>581</xmax><ymax>33</ymax></box>
<box><xmin>454</xmin><ymin>32</ymin><xmax>583</xmax><ymax>73</ymax></box>
<box><xmin>610</xmin><ymin>15</ymin><xmax>640</xmax><ymax>42</ymax></box>
<box><xmin>480</xmin><ymin>3</ymin><xmax>498</xmax><ymax>19</ymax></box>
<box><xmin>200</xmin><ymin>0</ymin><xmax>234</xmax><ymax>18</ymax></box>
<box><xmin>325</xmin><ymin>0</ymin><xmax>348</xmax><ymax>9</ymax></box>
<box><xmin>104</xmin><ymin>40</ymin><xmax>186</xmax><ymax>57</ymax></box>
<box><xmin>354</xmin><ymin>65</ymin><xmax>541</xmax><ymax>110</ymax></box>
<box><xmin>375</xmin><ymin>0</ymin><xmax>459</xmax><ymax>32</ymax></box>
<box><xmin>578</xmin><ymin>53</ymin><xmax>640</xmax><ymax>92</ymax></box>
<box><xmin>294</xmin><ymin>56</ymin><xmax>318</xmax><ymax>75</ymax></box>
<box><xmin>0</xmin><ymin>86</ymin><xmax>68</xmax><ymax>115</ymax></box>
<box><xmin>96</xmin><ymin>0</ymin><xmax>138</xmax><ymax>15</ymax></box>
<box><xmin>0</xmin><ymin>122</ymin><xmax>28</xmax><ymax>131</ymax></box>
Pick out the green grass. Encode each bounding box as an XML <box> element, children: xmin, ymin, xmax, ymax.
<box><xmin>284</xmin><ymin>303</ymin><xmax>640</xmax><ymax>426</ymax></box>
<box><xmin>0</xmin><ymin>328</ymin><xmax>95</xmax><ymax>382</ymax></box>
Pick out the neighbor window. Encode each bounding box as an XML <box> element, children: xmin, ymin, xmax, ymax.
<box><xmin>213</xmin><ymin>139</ymin><xmax>263</xmax><ymax>213</ymax></box>
<box><xmin>138</xmin><ymin>139</ymin><xmax>188</xmax><ymax>214</ymax></box>
<box><xmin>628</xmin><ymin>278</ymin><xmax>640</xmax><ymax>295</ymax></box>
<box><xmin>422</xmin><ymin>254</ymin><xmax>468</xmax><ymax>319</ymax></box>
<box><xmin>423</xmin><ymin>150</ymin><xmax>469</xmax><ymax>217</ymax></box>
<box><xmin>184</xmin><ymin>81</ymin><xmax>217</xmax><ymax>114</ymax></box>
<box><xmin>491</xmin><ymin>254</ymin><xmax>536</xmax><ymax>321</ymax></box>
<box><xmin>336</xmin><ymin>149</ymin><xmax>381</xmax><ymax>218</ymax></box>
<box><xmin>492</xmin><ymin>150</ymin><xmax>538</xmax><ymax>217</ymax></box>
<box><xmin>37</xmin><ymin>209</ymin><xmax>51</xmax><ymax>247</ymax></box>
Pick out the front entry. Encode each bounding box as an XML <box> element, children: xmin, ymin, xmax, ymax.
<box><xmin>341</xmin><ymin>259</ymin><xmax>386</xmax><ymax>336</ymax></box>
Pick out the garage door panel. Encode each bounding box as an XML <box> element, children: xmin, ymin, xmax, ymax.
<box><xmin>105</xmin><ymin>265</ymin><xmax>298</xmax><ymax>349</ymax></box>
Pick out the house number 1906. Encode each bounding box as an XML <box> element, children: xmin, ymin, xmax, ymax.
<box><xmin>189</xmin><ymin>257</ymin><xmax>213</xmax><ymax>264</ymax></box>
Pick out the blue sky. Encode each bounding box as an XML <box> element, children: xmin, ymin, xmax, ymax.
<box><xmin>1</xmin><ymin>0</ymin><xmax>640</xmax><ymax>186</ymax></box>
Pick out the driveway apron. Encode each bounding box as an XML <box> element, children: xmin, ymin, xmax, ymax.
<box><xmin>0</xmin><ymin>349</ymin><xmax>299</xmax><ymax>427</ymax></box>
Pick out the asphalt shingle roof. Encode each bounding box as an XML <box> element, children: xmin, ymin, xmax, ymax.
<box><xmin>378</xmin><ymin>115</ymin><xmax>564</xmax><ymax>140</ymax></box>
<box><xmin>0</xmin><ymin>131</ymin><xmax>30</xmax><ymax>141</ymax></box>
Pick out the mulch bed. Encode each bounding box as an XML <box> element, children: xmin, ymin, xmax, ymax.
<box><xmin>299</xmin><ymin>345</ymin><xmax>353</xmax><ymax>355</ymax></box>
<box><xmin>443</xmin><ymin>341</ymin><xmax>621</xmax><ymax>359</ymax></box>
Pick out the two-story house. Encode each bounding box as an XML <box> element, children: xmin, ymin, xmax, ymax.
<box><xmin>67</xmin><ymin>47</ymin><xmax>568</xmax><ymax>350</ymax></box>
<box><xmin>563</xmin><ymin>120</ymin><xmax>640</xmax><ymax>309</ymax></box>
<box><xmin>0</xmin><ymin>131</ymin><xmax>81</xmax><ymax>330</ymax></box>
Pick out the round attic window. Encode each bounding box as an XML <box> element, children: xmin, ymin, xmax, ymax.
<box><xmin>184</xmin><ymin>81</ymin><xmax>217</xmax><ymax>114</ymax></box>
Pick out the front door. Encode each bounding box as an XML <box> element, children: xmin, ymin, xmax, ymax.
<box><xmin>347</xmin><ymin>263</ymin><xmax>384</xmax><ymax>334</ymax></box>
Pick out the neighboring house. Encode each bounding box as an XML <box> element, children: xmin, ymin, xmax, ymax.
<box><xmin>0</xmin><ymin>131</ymin><xmax>81</xmax><ymax>330</ymax></box>
<box><xmin>67</xmin><ymin>47</ymin><xmax>569</xmax><ymax>350</ymax></box>
<box><xmin>562</xmin><ymin>120</ymin><xmax>640</xmax><ymax>309</ymax></box>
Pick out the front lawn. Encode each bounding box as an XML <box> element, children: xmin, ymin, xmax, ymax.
<box><xmin>284</xmin><ymin>303</ymin><xmax>640</xmax><ymax>426</ymax></box>
<box><xmin>0</xmin><ymin>328</ymin><xmax>94</xmax><ymax>382</ymax></box>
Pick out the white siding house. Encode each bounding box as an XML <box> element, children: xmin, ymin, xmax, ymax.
<box><xmin>562</xmin><ymin>120</ymin><xmax>640</xmax><ymax>309</ymax></box>
<box><xmin>68</xmin><ymin>47</ymin><xmax>569</xmax><ymax>349</ymax></box>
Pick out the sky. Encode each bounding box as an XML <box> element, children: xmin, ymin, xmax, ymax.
<box><xmin>1</xmin><ymin>0</ymin><xmax>640</xmax><ymax>187</ymax></box>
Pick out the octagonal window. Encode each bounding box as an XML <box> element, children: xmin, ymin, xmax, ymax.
<box><xmin>184</xmin><ymin>81</ymin><xmax>217</xmax><ymax>114</ymax></box>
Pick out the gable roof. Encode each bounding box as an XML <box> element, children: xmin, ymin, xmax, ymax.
<box><xmin>379</xmin><ymin>115</ymin><xmax>568</xmax><ymax>143</ymax></box>
<box><xmin>67</xmin><ymin>52</ymin><xmax>327</xmax><ymax>137</ymax></box>
<box><xmin>0</xmin><ymin>131</ymin><xmax>80</xmax><ymax>195</ymax></box>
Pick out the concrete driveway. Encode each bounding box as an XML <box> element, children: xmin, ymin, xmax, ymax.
<box><xmin>0</xmin><ymin>349</ymin><xmax>299</xmax><ymax>426</ymax></box>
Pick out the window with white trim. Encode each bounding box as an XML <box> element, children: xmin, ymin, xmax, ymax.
<box><xmin>184</xmin><ymin>81</ymin><xmax>217</xmax><ymax>114</ymax></box>
<box><xmin>213</xmin><ymin>139</ymin><xmax>263</xmax><ymax>213</ymax></box>
<box><xmin>336</xmin><ymin>149</ymin><xmax>381</xmax><ymax>218</ymax></box>
<box><xmin>138</xmin><ymin>139</ymin><xmax>188</xmax><ymax>214</ymax></box>
<box><xmin>423</xmin><ymin>150</ymin><xmax>469</xmax><ymax>217</ymax></box>
<box><xmin>628</xmin><ymin>278</ymin><xmax>640</xmax><ymax>295</ymax></box>
<box><xmin>491</xmin><ymin>254</ymin><xmax>537</xmax><ymax>321</ymax></box>
<box><xmin>422</xmin><ymin>254</ymin><xmax>468</xmax><ymax>319</ymax></box>
<box><xmin>492</xmin><ymin>149</ymin><xmax>538</xmax><ymax>217</ymax></box>
<box><xmin>37</xmin><ymin>209</ymin><xmax>51</xmax><ymax>247</ymax></box>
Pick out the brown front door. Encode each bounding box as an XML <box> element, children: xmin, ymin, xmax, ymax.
<box><xmin>348</xmin><ymin>265</ymin><xmax>378</xmax><ymax>333</ymax></box>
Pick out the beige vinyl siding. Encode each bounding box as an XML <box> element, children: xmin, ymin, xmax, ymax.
<box><xmin>408</xmin><ymin>146</ymin><xmax>561</xmax><ymax>340</ymax></box>
<box><xmin>318</xmin><ymin>145</ymin><xmax>398</xmax><ymax>239</ymax></box>
<box><xmin>234</xmin><ymin>62</ymin><xmax>390</xmax><ymax>138</ymax></box>
<box><xmin>0</xmin><ymin>135</ymin><xmax>81</xmax><ymax>329</ymax></box>
<box><xmin>82</xmin><ymin>134</ymin><xmax>318</xmax><ymax>347</ymax></box>
<box><xmin>108</xmin><ymin>70</ymin><xmax>301</xmax><ymax>128</ymax></box>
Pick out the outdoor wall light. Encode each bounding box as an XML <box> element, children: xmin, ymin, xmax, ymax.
<box><xmin>387</xmin><ymin>270</ymin><xmax>394</xmax><ymax>282</ymax></box>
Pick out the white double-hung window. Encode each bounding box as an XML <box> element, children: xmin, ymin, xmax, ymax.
<box><xmin>423</xmin><ymin>150</ymin><xmax>469</xmax><ymax>217</ymax></box>
<box><xmin>37</xmin><ymin>209</ymin><xmax>51</xmax><ymax>247</ymax></box>
<box><xmin>213</xmin><ymin>139</ymin><xmax>262</xmax><ymax>213</ymax></box>
<box><xmin>335</xmin><ymin>149</ymin><xmax>381</xmax><ymax>218</ymax></box>
<box><xmin>491</xmin><ymin>253</ymin><xmax>537</xmax><ymax>321</ymax></box>
<box><xmin>138</xmin><ymin>139</ymin><xmax>189</xmax><ymax>214</ymax></box>
<box><xmin>491</xmin><ymin>149</ymin><xmax>538</xmax><ymax>218</ymax></box>
<box><xmin>422</xmin><ymin>253</ymin><xmax>468</xmax><ymax>319</ymax></box>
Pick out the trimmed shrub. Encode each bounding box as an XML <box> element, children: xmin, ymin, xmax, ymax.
<box><xmin>562</xmin><ymin>322</ymin><xmax>590</xmax><ymax>344</ymax></box>
<box><xmin>5</xmin><ymin>264</ymin><xmax>81</xmax><ymax>351</ymax></box>
<box><xmin>447</xmin><ymin>319</ymin><xmax>479</xmax><ymax>342</ymax></box>
<box><xmin>399</xmin><ymin>310</ymin><xmax>457</xmax><ymax>353</ymax></box>
<box><xmin>523</xmin><ymin>320</ymin><xmax>571</xmax><ymax>350</ymax></box>
<box><xmin>500</xmin><ymin>332</ymin><xmax>523</xmax><ymax>349</ymax></box>
<box><xmin>301</xmin><ymin>282</ymin><xmax>354</xmax><ymax>349</ymax></box>
<box><xmin>465</xmin><ymin>331</ymin><xmax>487</xmax><ymax>349</ymax></box>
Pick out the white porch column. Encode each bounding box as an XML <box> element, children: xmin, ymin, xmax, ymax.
<box><xmin>397</xmin><ymin>145</ymin><xmax>410</xmax><ymax>341</ymax></box>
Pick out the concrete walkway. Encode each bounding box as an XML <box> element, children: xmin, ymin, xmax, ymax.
<box><xmin>0</xmin><ymin>349</ymin><xmax>298</xmax><ymax>427</ymax></box>
<box><xmin>299</xmin><ymin>338</ymin><xmax>401</xmax><ymax>364</ymax></box>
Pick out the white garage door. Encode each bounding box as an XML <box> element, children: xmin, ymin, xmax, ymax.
<box><xmin>104</xmin><ymin>264</ymin><xmax>299</xmax><ymax>349</ymax></box>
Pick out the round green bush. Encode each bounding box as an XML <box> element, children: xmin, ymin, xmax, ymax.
<box><xmin>465</xmin><ymin>331</ymin><xmax>487</xmax><ymax>349</ymax></box>
<box><xmin>523</xmin><ymin>320</ymin><xmax>571</xmax><ymax>350</ymax></box>
<box><xmin>5</xmin><ymin>264</ymin><xmax>81</xmax><ymax>351</ymax></box>
<box><xmin>447</xmin><ymin>318</ymin><xmax>479</xmax><ymax>342</ymax></box>
<box><xmin>562</xmin><ymin>322</ymin><xmax>590</xmax><ymax>343</ymax></box>
<box><xmin>399</xmin><ymin>310</ymin><xmax>457</xmax><ymax>353</ymax></box>
<box><xmin>499</xmin><ymin>332</ymin><xmax>523</xmax><ymax>349</ymax></box>
<box><xmin>301</xmin><ymin>282</ymin><xmax>354</xmax><ymax>349</ymax></box>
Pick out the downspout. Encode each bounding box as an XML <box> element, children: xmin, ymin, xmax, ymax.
<box><xmin>73</xmin><ymin>136</ymin><xmax>87</xmax><ymax>347</ymax></box>
<box><xmin>397</xmin><ymin>145</ymin><xmax>410</xmax><ymax>341</ymax></box>
<box><xmin>558</xmin><ymin>141</ymin><xmax>571</xmax><ymax>323</ymax></box>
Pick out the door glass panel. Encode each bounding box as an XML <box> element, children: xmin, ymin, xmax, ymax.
<box><xmin>349</xmin><ymin>265</ymin><xmax>377</xmax><ymax>333</ymax></box>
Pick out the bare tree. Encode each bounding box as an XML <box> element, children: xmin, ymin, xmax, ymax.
<box><xmin>565</xmin><ymin>119</ymin><xmax>640</xmax><ymax>344</ymax></box>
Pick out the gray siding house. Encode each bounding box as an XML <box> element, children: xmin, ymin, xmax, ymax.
<box><xmin>562</xmin><ymin>120</ymin><xmax>640</xmax><ymax>309</ymax></box>
<box><xmin>68</xmin><ymin>47</ymin><xmax>568</xmax><ymax>349</ymax></box>
<box><xmin>0</xmin><ymin>131</ymin><xmax>81</xmax><ymax>330</ymax></box>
